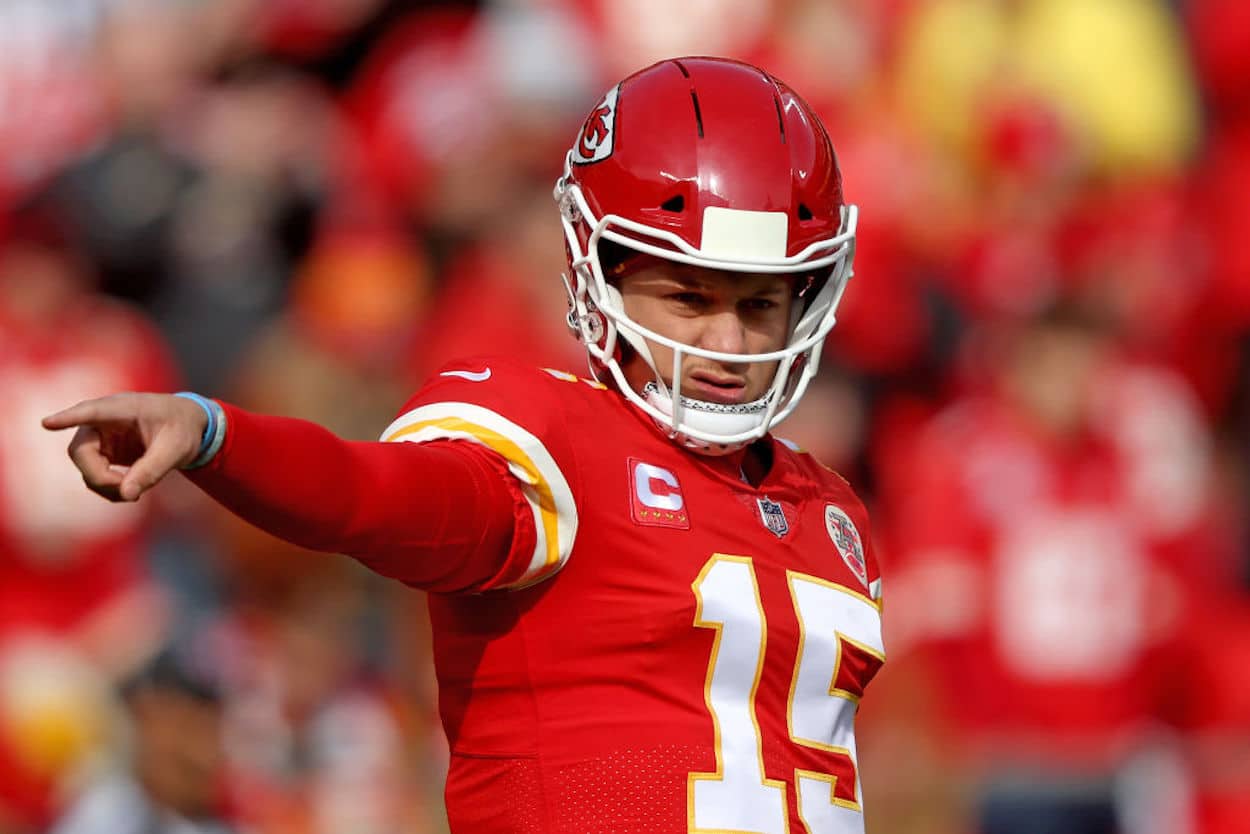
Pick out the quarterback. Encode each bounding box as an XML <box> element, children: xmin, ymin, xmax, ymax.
<box><xmin>44</xmin><ymin>58</ymin><xmax>884</xmax><ymax>833</ymax></box>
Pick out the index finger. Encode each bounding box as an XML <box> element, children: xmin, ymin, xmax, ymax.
<box><xmin>42</xmin><ymin>395</ymin><xmax>135</xmax><ymax>431</ymax></box>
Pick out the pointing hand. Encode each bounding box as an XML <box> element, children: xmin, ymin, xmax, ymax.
<box><xmin>41</xmin><ymin>393</ymin><xmax>210</xmax><ymax>502</ymax></box>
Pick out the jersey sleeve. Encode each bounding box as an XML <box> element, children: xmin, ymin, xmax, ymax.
<box><xmin>827</xmin><ymin>480</ymin><xmax>883</xmax><ymax>606</ymax></box>
<box><xmin>837</xmin><ymin>479</ymin><xmax>884</xmax><ymax>606</ymax></box>
<box><xmin>380</xmin><ymin>357</ymin><xmax>583</xmax><ymax>590</ymax></box>
<box><xmin>857</xmin><ymin>499</ymin><xmax>884</xmax><ymax>606</ymax></box>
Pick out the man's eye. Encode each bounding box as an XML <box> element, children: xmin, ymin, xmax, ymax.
<box><xmin>743</xmin><ymin>297</ymin><xmax>779</xmax><ymax>312</ymax></box>
<box><xmin>669</xmin><ymin>292</ymin><xmax>707</xmax><ymax>306</ymax></box>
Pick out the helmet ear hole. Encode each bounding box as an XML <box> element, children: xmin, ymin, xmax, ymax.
<box><xmin>598</xmin><ymin>240</ymin><xmax>634</xmax><ymax>276</ymax></box>
<box><xmin>797</xmin><ymin>203</ymin><xmax>814</xmax><ymax>221</ymax></box>
<box><xmin>660</xmin><ymin>195</ymin><xmax>685</xmax><ymax>213</ymax></box>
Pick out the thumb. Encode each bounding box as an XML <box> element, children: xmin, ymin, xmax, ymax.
<box><xmin>117</xmin><ymin>430</ymin><xmax>190</xmax><ymax>502</ymax></box>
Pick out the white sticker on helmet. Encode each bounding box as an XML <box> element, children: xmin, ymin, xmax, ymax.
<box><xmin>700</xmin><ymin>207</ymin><xmax>788</xmax><ymax>260</ymax></box>
<box><xmin>572</xmin><ymin>85</ymin><xmax>620</xmax><ymax>164</ymax></box>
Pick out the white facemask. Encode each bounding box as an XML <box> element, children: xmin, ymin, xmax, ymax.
<box><xmin>555</xmin><ymin>155</ymin><xmax>857</xmax><ymax>454</ymax></box>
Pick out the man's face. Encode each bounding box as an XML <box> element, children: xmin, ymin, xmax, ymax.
<box><xmin>133</xmin><ymin>688</ymin><xmax>225</xmax><ymax>818</ymax></box>
<box><xmin>617</xmin><ymin>260</ymin><xmax>796</xmax><ymax>404</ymax></box>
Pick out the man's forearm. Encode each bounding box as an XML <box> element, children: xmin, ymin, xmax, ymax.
<box><xmin>183</xmin><ymin>404</ymin><xmax>523</xmax><ymax>592</ymax></box>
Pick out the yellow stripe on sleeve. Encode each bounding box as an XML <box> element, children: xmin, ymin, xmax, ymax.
<box><xmin>379</xmin><ymin>402</ymin><xmax>577</xmax><ymax>587</ymax></box>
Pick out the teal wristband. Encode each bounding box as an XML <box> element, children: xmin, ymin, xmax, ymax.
<box><xmin>173</xmin><ymin>392</ymin><xmax>226</xmax><ymax>469</ymax></box>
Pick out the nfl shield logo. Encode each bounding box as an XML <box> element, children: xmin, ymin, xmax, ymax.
<box><xmin>756</xmin><ymin>497</ymin><xmax>789</xmax><ymax>538</ymax></box>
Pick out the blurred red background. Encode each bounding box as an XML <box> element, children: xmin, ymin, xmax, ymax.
<box><xmin>1</xmin><ymin>2</ymin><xmax>1248</xmax><ymax>833</ymax></box>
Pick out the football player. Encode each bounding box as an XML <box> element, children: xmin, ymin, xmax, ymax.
<box><xmin>44</xmin><ymin>57</ymin><xmax>884</xmax><ymax>834</ymax></box>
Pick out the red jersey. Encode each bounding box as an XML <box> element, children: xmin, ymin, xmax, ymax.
<box><xmin>379</xmin><ymin>357</ymin><xmax>886</xmax><ymax>834</ymax></box>
<box><xmin>0</xmin><ymin>296</ymin><xmax>177</xmax><ymax>633</ymax></box>
<box><xmin>0</xmin><ymin>296</ymin><xmax>176</xmax><ymax>827</ymax></box>
<box><xmin>882</xmin><ymin>365</ymin><xmax>1216</xmax><ymax>769</ymax></box>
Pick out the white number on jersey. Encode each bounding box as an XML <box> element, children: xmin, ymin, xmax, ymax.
<box><xmin>690</xmin><ymin>554</ymin><xmax>885</xmax><ymax>834</ymax></box>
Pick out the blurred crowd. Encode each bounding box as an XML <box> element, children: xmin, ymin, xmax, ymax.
<box><xmin>1</xmin><ymin>1</ymin><xmax>1248</xmax><ymax>833</ymax></box>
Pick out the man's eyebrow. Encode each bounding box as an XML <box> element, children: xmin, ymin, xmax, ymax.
<box><xmin>666</xmin><ymin>270</ymin><xmax>788</xmax><ymax>292</ymax></box>
<box><xmin>656</xmin><ymin>272</ymin><xmax>712</xmax><ymax>290</ymax></box>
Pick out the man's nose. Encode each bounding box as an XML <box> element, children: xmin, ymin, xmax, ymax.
<box><xmin>696</xmin><ymin>309</ymin><xmax>748</xmax><ymax>356</ymax></box>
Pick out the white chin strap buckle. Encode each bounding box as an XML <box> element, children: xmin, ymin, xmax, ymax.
<box><xmin>642</xmin><ymin>382</ymin><xmax>769</xmax><ymax>417</ymax></box>
<box><xmin>641</xmin><ymin>382</ymin><xmax>771</xmax><ymax>455</ymax></box>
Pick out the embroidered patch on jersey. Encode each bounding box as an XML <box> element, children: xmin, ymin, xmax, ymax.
<box><xmin>825</xmin><ymin>504</ymin><xmax>868</xmax><ymax>589</ymax></box>
<box><xmin>756</xmin><ymin>497</ymin><xmax>789</xmax><ymax>538</ymax></box>
<box><xmin>628</xmin><ymin>458</ymin><xmax>690</xmax><ymax>530</ymax></box>
<box><xmin>572</xmin><ymin>84</ymin><xmax>620</xmax><ymax>164</ymax></box>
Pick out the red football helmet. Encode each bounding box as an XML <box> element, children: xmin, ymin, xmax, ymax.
<box><xmin>554</xmin><ymin>57</ymin><xmax>857</xmax><ymax>452</ymax></box>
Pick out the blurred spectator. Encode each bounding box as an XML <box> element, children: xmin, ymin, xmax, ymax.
<box><xmin>198</xmin><ymin>231</ymin><xmax>446</xmax><ymax>832</ymax></box>
<box><xmin>773</xmin><ymin>367</ymin><xmax>869</xmax><ymax>478</ymax></box>
<box><xmin>230</xmin><ymin>221</ymin><xmax>432</xmax><ymax>438</ymax></box>
<box><xmin>49</xmin><ymin>4</ymin><xmax>335</xmax><ymax>392</ymax></box>
<box><xmin>882</xmin><ymin>303</ymin><xmax>1225</xmax><ymax>834</ymax></box>
<box><xmin>857</xmin><ymin>649</ymin><xmax>970</xmax><ymax>834</ymax></box>
<box><xmin>0</xmin><ymin>1</ymin><xmax>106</xmax><ymax>210</ymax></box>
<box><xmin>750</xmin><ymin>0</ymin><xmax>907</xmax><ymax>119</ymax></box>
<box><xmin>0</xmin><ymin>638</ymin><xmax>115</xmax><ymax>834</ymax></box>
<box><xmin>0</xmin><ymin>192</ymin><xmax>177</xmax><ymax>652</ymax></box>
<box><xmin>577</xmin><ymin>0</ymin><xmax>772</xmax><ymax>79</ymax></box>
<box><xmin>0</xmin><ymin>190</ymin><xmax>179</xmax><ymax>830</ymax></box>
<box><xmin>160</xmin><ymin>62</ymin><xmax>333</xmax><ymax>394</ymax></box>
<box><xmin>214</xmin><ymin>568</ymin><xmax>436</xmax><ymax>834</ymax></box>
<box><xmin>894</xmin><ymin>0</ymin><xmax>1199</xmax><ymax>178</ymax></box>
<box><xmin>403</xmin><ymin>182</ymin><xmax>587</xmax><ymax>383</ymax></box>
<box><xmin>1060</xmin><ymin>177</ymin><xmax>1236</xmax><ymax>421</ymax></box>
<box><xmin>345</xmin><ymin>4</ymin><xmax>597</xmax><ymax>244</ymax></box>
<box><xmin>49</xmin><ymin>642</ymin><xmax>236</xmax><ymax>834</ymax></box>
<box><xmin>248</xmin><ymin>0</ymin><xmax>394</xmax><ymax>67</ymax></box>
<box><xmin>209</xmin><ymin>218</ymin><xmax>431</xmax><ymax>599</ymax></box>
<box><xmin>1174</xmin><ymin>598</ymin><xmax>1250</xmax><ymax>834</ymax></box>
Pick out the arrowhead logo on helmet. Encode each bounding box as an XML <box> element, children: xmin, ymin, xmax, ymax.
<box><xmin>573</xmin><ymin>85</ymin><xmax>619</xmax><ymax>164</ymax></box>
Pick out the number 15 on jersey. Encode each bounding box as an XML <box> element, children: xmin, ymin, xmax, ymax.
<box><xmin>690</xmin><ymin>555</ymin><xmax>885</xmax><ymax>834</ymax></box>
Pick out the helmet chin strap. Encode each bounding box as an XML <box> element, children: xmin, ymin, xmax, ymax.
<box><xmin>642</xmin><ymin>383</ymin><xmax>770</xmax><ymax>455</ymax></box>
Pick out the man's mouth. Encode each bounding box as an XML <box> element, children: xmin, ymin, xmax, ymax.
<box><xmin>685</xmin><ymin>372</ymin><xmax>749</xmax><ymax>404</ymax></box>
